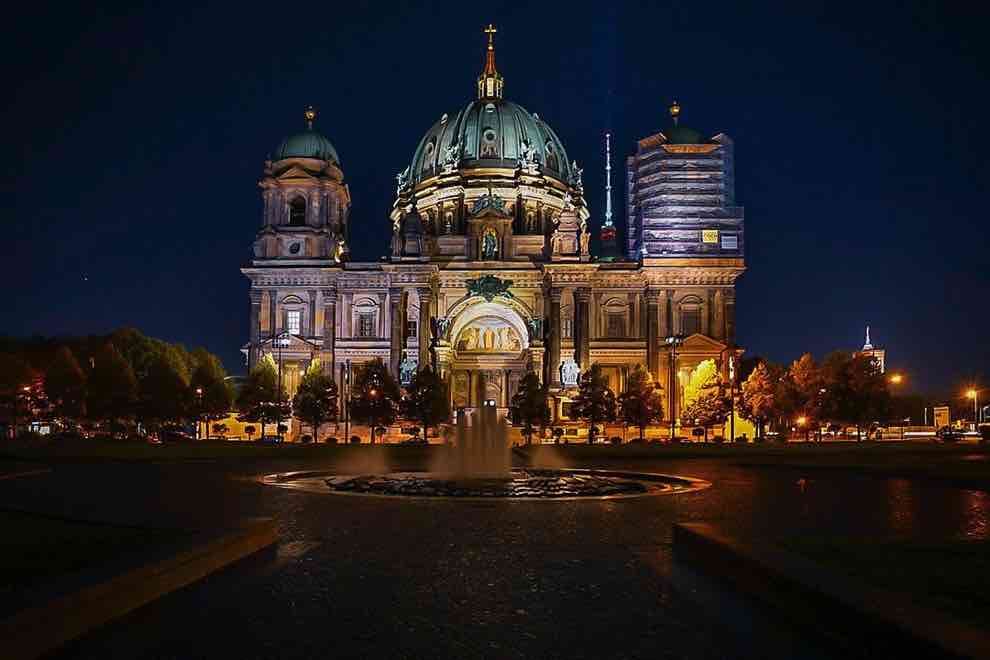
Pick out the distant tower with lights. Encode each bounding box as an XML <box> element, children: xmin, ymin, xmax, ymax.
<box><xmin>598</xmin><ymin>132</ymin><xmax>620</xmax><ymax>262</ymax></box>
<box><xmin>856</xmin><ymin>325</ymin><xmax>886</xmax><ymax>373</ymax></box>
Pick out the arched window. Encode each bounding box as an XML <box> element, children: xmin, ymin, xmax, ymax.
<box><xmin>679</xmin><ymin>296</ymin><xmax>703</xmax><ymax>336</ymax></box>
<box><xmin>289</xmin><ymin>198</ymin><xmax>306</xmax><ymax>226</ymax></box>
<box><xmin>603</xmin><ymin>298</ymin><xmax>627</xmax><ymax>338</ymax></box>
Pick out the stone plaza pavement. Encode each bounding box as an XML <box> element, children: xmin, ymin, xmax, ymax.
<box><xmin>2</xmin><ymin>452</ymin><xmax>985</xmax><ymax>659</ymax></box>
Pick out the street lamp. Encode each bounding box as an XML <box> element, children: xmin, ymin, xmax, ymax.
<box><xmin>273</xmin><ymin>330</ymin><xmax>292</xmax><ymax>440</ymax></box>
<box><xmin>887</xmin><ymin>374</ymin><xmax>904</xmax><ymax>440</ymax></box>
<box><xmin>194</xmin><ymin>387</ymin><xmax>204</xmax><ymax>439</ymax></box>
<box><xmin>664</xmin><ymin>334</ymin><xmax>685</xmax><ymax>442</ymax></box>
<box><xmin>968</xmin><ymin>389</ymin><xmax>981</xmax><ymax>425</ymax></box>
<box><xmin>796</xmin><ymin>416</ymin><xmax>807</xmax><ymax>442</ymax></box>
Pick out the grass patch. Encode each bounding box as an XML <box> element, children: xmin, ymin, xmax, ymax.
<box><xmin>0</xmin><ymin>509</ymin><xmax>182</xmax><ymax>603</ymax></box>
<box><xmin>783</xmin><ymin>537</ymin><xmax>990</xmax><ymax>628</ymax></box>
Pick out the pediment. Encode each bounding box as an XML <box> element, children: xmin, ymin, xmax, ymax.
<box><xmin>679</xmin><ymin>333</ymin><xmax>727</xmax><ymax>353</ymax></box>
<box><xmin>276</xmin><ymin>166</ymin><xmax>316</xmax><ymax>181</ymax></box>
<box><xmin>260</xmin><ymin>334</ymin><xmax>319</xmax><ymax>351</ymax></box>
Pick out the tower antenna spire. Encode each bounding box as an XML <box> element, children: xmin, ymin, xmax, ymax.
<box><xmin>604</xmin><ymin>132</ymin><xmax>613</xmax><ymax>227</ymax></box>
<box><xmin>863</xmin><ymin>325</ymin><xmax>873</xmax><ymax>350</ymax></box>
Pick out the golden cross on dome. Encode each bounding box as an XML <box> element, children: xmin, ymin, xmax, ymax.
<box><xmin>484</xmin><ymin>24</ymin><xmax>497</xmax><ymax>48</ymax></box>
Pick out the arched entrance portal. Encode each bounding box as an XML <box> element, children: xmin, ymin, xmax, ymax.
<box><xmin>445</xmin><ymin>302</ymin><xmax>531</xmax><ymax>415</ymax></box>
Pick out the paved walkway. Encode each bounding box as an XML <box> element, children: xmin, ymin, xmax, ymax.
<box><xmin>2</xmin><ymin>454</ymin><xmax>984</xmax><ymax>658</ymax></box>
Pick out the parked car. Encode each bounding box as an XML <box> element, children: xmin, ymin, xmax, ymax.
<box><xmin>160</xmin><ymin>428</ymin><xmax>196</xmax><ymax>443</ymax></box>
<box><xmin>259</xmin><ymin>435</ymin><xmax>284</xmax><ymax>444</ymax></box>
<box><xmin>935</xmin><ymin>426</ymin><xmax>963</xmax><ymax>443</ymax></box>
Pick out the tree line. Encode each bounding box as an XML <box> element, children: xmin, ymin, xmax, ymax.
<box><xmin>0</xmin><ymin>328</ymin><xmax>233</xmax><ymax>438</ymax></box>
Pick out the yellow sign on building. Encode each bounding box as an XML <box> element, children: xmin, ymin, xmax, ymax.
<box><xmin>702</xmin><ymin>229</ymin><xmax>719</xmax><ymax>244</ymax></box>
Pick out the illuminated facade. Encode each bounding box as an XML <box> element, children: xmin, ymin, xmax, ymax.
<box><xmin>242</xmin><ymin>28</ymin><xmax>746</xmax><ymax>429</ymax></box>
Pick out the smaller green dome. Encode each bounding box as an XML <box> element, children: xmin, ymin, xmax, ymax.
<box><xmin>274</xmin><ymin>107</ymin><xmax>340</xmax><ymax>163</ymax></box>
<box><xmin>664</xmin><ymin>125</ymin><xmax>705</xmax><ymax>145</ymax></box>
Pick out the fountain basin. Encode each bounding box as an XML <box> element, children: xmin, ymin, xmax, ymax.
<box><xmin>261</xmin><ymin>469</ymin><xmax>710</xmax><ymax>500</ymax></box>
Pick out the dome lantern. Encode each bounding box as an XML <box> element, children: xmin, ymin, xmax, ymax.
<box><xmin>477</xmin><ymin>24</ymin><xmax>504</xmax><ymax>100</ymax></box>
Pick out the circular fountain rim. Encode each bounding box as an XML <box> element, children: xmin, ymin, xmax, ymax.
<box><xmin>259</xmin><ymin>468</ymin><xmax>711</xmax><ymax>501</ymax></box>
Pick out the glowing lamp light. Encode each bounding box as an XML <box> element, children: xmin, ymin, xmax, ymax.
<box><xmin>889</xmin><ymin>374</ymin><xmax>903</xmax><ymax>385</ymax></box>
<box><xmin>967</xmin><ymin>389</ymin><xmax>978</xmax><ymax>400</ymax></box>
<box><xmin>796</xmin><ymin>416</ymin><xmax>807</xmax><ymax>426</ymax></box>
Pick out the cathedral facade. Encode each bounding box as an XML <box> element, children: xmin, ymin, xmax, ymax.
<box><xmin>242</xmin><ymin>28</ymin><xmax>746</xmax><ymax>434</ymax></box>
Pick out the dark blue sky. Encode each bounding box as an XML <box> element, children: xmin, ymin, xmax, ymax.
<box><xmin>2</xmin><ymin>1</ymin><xmax>987</xmax><ymax>393</ymax></box>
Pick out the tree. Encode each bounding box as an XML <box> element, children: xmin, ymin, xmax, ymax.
<box><xmin>740</xmin><ymin>361</ymin><xmax>780</xmax><ymax>440</ymax></box>
<box><xmin>44</xmin><ymin>346</ymin><xmax>88</xmax><ymax>423</ymax></box>
<box><xmin>510</xmin><ymin>371</ymin><xmax>550</xmax><ymax>444</ymax></box>
<box><xmin>212</xmin><ymin>422</ymin><xmax>229</xmax><ymax>440</ymax></box>
<box><xmin>244</xmin><ymin>425</ymin><xmax>256</xmax><ymax>441</ymax></box>
<box><xmin>237</xmin><ymin>354</ymin><xmax>288</xmax><ymax>437</ymax></box>
<box><xmin>401</xmin><ymin>366</ymin><xmax>449</xmax><ymax>442</ymax></box>
<box><xmin>820</xmin><ymin>352</ymin><xmax>890</xmax><ymax>440</ymax></box>
<box><xmin>681</xmin><ymin>370</ymin><xmax>729</xmax><ymax>442</ymax></box>
<box><xmin>349</xmin><ymin>359</ymin><xmax>400</xmax><ymax>443</ymax></box>
<box><xmin>87</xmin><ymin>343</ymin><xmax>138</xmax><ymax>433</ymax></box>
<box><xmin>569</xmin><ymin>363</ymin><xmax>616</xmax><ymax>444</ymax></box>
<box><xmin>137</xmin><ymin>347</ymin><xmax>192</xmax><ymax>434</ymax></box>
<box><xmin>778</xmin><ymin>353</ymin><xmax>824</xmax><ymax>440</ymax></box>
<box><xmin>0</xmin><ymin>353</ymin><xmax>36</xmax><ymax>438</ymax></box>
<box><xmin>618</xmin><ymin>364</ymin><xmax>664</xmax><ymax>442</ymax></box>
<box><xmin>293</xmin><ymin>360</ymin><xmax>339</xmax><ymax>442</ymax></box>
<box><xmin>190</xmin><ymin>348</ymin><xmax>234</xmax><ymax>438</ymax></box>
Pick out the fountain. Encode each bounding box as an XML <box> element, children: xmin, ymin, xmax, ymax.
<box><xmin>262</xmin><ymin>377</ymin><xmax>710</xmax><ymax>499</ymax></box>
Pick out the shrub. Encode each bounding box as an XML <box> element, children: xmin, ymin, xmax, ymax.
<box><xmin>325</xmin><ymin>436</ymin><xmax>338</xmax><ymax>444</ymax></box>
<box><xmin>300</xmin><ymin>434</ymin><xmax>313</xmax><ymax>444</ymax></box>
<box><xmin>734</xmin><ymin>434</ymin><xmax>748</xmax><ymax>443</ymax></box>
<box><xmin>981</xmin><ymin>426</ymin><xmax>990</xmax><ymax>444</ymax></box>
<box><xmin>609</xmin><ymin>436</ymin><xmax>622</xmax><ymax>445</ymax></box>
<box><xmin>712</xmin><ymin>435</ymin><xmax>725</xmax><ymax>444</ymax></box>
<box><xmin>350</xmin><ymin>435</ymin><xmax>361</xmax><ymax>444</ymax></box>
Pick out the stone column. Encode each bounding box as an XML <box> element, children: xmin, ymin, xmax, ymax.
<box><xmin>417</xmin><ymin>286</ymin><xmax>432</xmax><ymax>371</ymax></box>
<box><xmin>628</xmin><ymin>292</ymin><xmax>639</xmax><ymax>339</ymax></box>
<box><xmin>307</xmin><ymin>290</ymin><xmax>317</xmax><ymax>337</ymax></box>
<box><xmin>646</xmin><ymin>287</ymin><xmax>662</xmax><ymax>381</ymax></box>
<box><xmin>322</xmin><ymin>288</ymin><xmax>337</xmax><ymax>375</ymax></box>
<box><xmin>378</xmin><ymin>292</ymin><xmax>388</xmax><ymax>337</ymax></box>
<box><xmin>249</xmin><ymin>289</ymin><xmax>263</xmax><ymax>369</ymax></box>
<box><xmin>263</xmin><ymin>189</ymin><xmax>274</xmax><ymax>227</ymax></box>
<box><xmin>575</xmin><ymin>287</ymin><xmax>591</xmax><ymax>371</ymax></box>
<box><xmin>713</xmin><ymin>289</ymin><xmax>725</xmax><ymax>341</ymax></box>
<box><xmin>268</xmin><ymin>289</ymin><xmax>278</xmax><ymax>337</ymax></box>
<box><xmin>548</xmin><ymin>287</ymin><xmax>562</xmax><ymax>387</ymax></box>
<box><xmin>659</xmin><ymin>290</ymin><xmax>671</xmax><ymax>339</ymax></box>
<box><xmin>389</xmin><ymin>288</ymin><xmax>403</xmax><ymax>380</ymax></box>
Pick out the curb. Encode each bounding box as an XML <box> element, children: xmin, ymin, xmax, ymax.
<box><xmin>1</xmin><ymin>517</ymin><xmax>278</xmax><ymax>660</ymax></box>
<box><xmin>673</xmin><ymin>522</ymin><xmax>990</xmax><ymax>659</ymax></box>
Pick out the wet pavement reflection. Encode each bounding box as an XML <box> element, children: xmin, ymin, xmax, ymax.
<box><xmin>1</xmin><ymin>455</ymin><xmax>984</xmax><ymax>659</ymax></box>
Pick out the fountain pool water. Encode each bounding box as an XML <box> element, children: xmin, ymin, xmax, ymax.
<box><xmin>262</xmin><ymin>378</ymin><xmax>710</xmax><ymax>499</ymax></box>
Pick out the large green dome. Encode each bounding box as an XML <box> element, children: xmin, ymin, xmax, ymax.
<box><xmin>273</xmin><ymin>108</ymin><xmax>340</xmax><ymax>163</ymax></box>
<box><xmin>407</xmin><ymin>98</ymin><xmax>573</xmax><ymax>186</ymax></box>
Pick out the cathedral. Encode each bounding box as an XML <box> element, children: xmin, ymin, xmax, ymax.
<box><xmin>242</xmin><ymin>27</ymin><xmax>746</xmax><ymax>436</ymax></box>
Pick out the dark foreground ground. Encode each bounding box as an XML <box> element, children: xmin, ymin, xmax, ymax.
<box><xmin>1</xmin><ymin>444</ymin><xmax>987</xmax><ymax>659</ymax></box>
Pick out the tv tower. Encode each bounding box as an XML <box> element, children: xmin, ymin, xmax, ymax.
<box><xmin>599</xmin><ymin>132</ymin><xmax>619</xmax><ymax>261</ymax></box>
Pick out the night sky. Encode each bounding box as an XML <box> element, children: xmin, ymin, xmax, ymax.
<box><xmin>2</xmin><ymin>1</ymin><xmax>987</xmax><ymax>394</ymax></box>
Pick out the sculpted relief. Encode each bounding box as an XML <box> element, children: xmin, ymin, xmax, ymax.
<box><xmin>455</xmin><ymin>317</ymin><xmax>523</xmax><ymax>352</ymax></box>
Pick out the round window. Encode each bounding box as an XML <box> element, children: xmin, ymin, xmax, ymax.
<box><xmin>289</xmin><ymin>243</ymin><xmax>301</xmax><ymax>255</ymax></box>
<box><xmin>484</xmin><ymin>129</ymin><xmax>497</xmax><ymax>142</ymax></box>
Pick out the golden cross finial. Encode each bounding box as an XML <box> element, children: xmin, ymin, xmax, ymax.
<box><xmin>304</xmin><ymin>105</ymin><xmax>316</xmax><ymax>129</ymax></box>
<box><xmin>484</xmin><ymin>24</ymin><xmax>497</xmax><ymax>49</ymax></box>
